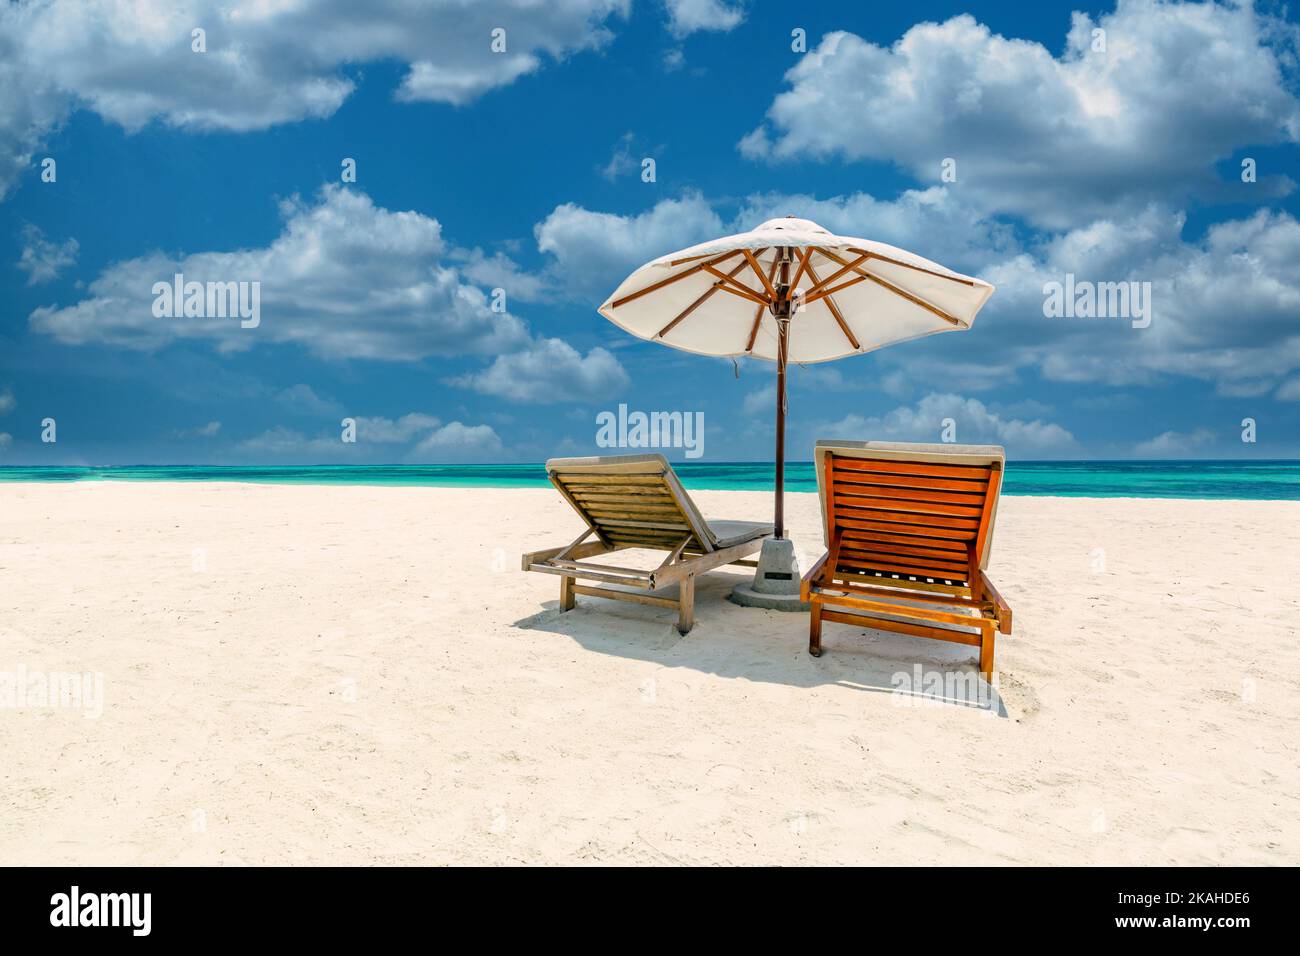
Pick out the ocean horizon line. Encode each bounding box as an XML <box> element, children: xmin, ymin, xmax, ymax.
<box><xmin>3</xmin><ymin>457</ymin><xmax>1298</xmax><ymax>467</ymax></box>
<box><xmin>1</xmin><ymin>460</ymin><xmax>1298</xmax><ymax>501</ymax></box>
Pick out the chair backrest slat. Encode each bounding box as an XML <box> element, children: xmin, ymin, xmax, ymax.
<box><xmin>547</xmin><ymin>454</ymin><xmax>714</xmax><ymax>553</ymax></box>
<box><xmin>816</xmin><ymin>441</ymin><xmax>1004</xmax><ymax>586</ymax></box>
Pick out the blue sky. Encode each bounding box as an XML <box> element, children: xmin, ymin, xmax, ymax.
<box><xmin>1</xmin><ymin>0</ymin><xmax>1298</xmax><ymax>464</ymax></box>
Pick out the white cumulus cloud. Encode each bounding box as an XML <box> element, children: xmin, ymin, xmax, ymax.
<box><xmin>239</xmin><ymin>413</ymin><xmax>502</xmax><ymax>461</ymax></box>
<box><xmin>449</xmin><ymin>337</ymin><xmax>630</xmax><ymax>403</ymax></box>
<box><xmin>28</xmin><ymin>185</ymin><xmax>530</xmax><ymax>360</ymax></box>
<box><xmin>1133</xmin><ymin>427</ymin><xmax>1216</xmax><ymax>457</ymax></box>
<box><xmin>0</xmin><ymin>0</ymin><xmax>630</xmax><ymax>199</ymax></box>
<box><xmin>740</xmin><ymin>2</ymin><xmax>1300</xmax><ymax>228</ymax></box>
<box><xmin>413</xmin><ymin>421</ymin><xmax>503</xmax><ymax>453</ymax></box>
<box><xmin>172</xmin><ymin>420</ymin><xmax>222</xmax><ymax>438</ymax></box>
<box><xmin>817</xmin><ymin>392</ymin><xmax>1078</xmax><ymax>456</ymax></box>
<box><xmin>664</xmin><ymin>0</ymin><xmax>745</xmax><ymax>37</ymax></box>
<box><xmin>534</xmin><ymin>192</ymin><xmax>724</xmax><ymax>301</ymax></box>
<box><xmin>16</xmin><ymin>225</ymin><xmax>78</xmax><ymax>284</ymax></box>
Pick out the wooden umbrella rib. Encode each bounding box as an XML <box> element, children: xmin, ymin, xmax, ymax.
<box><xmin>745</xmin><ymin>257</ymin><xmax>782</xmax><ymax>353</ymax></box>
<box><xmin>667</xmin><ymin>244</ymin><xmax>771</xmax><ymax>267</ymax></box>
<box><xmin>744</xmin><ymin>312</ymin><xmax>764</xmax><ymax>352</ymax></box>
<box><xmin>609</xmin><ymin>250</ymin><xmax>742</xmax><ymax>309</ymax></box>
<box><xmin>817</xmin><ymin>247</ymin><xmax>963</xmax><ymax>326</ymax></box>
<box><xmin>702</xmin><ymin>264</ymin><xmax>770</xmax><ymax>306</ymax></box>
<box><xmin>803</xmin><ymin>273</ymin><xmax>867</xmax><ymax>305</ymax></box>
<box><xmin>857</xmin><ymin>269</ymin><xmax>963</xmax><ymax>326</ymax></box>
<box><xmin>802</xmin><ymin>258</ymin><xmax>860</xmax><ymax>350</ymax></box>
<box><xmin>801</xmin><ymin>251</ymin><xmax>869</xmax><ymax>300</ymax></box>
<box><xmin>655</xmin><ymin>259</ymin><xmax>749</xmax><ymax>338</ymax></box>
<box><xmin>743</xmin><ymin>249</ymin><xmax>778</xmax><ymax>300</ymax></box>
<box><xmin>710</xmin><ymin>280</ymin><xmax>769</xmax><ymax>308</ymax></box>
<box><xmin>789</xmin><ymin>248</ymin><xmax>812</xmax><ymax>293</ymax></box>
<box><xmin>844</xmin><ymin>248</ymin><xmax>977</xmax><ymax>286</ymax></box>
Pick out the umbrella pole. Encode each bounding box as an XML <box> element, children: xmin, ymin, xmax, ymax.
<box><xmin>773</xmin><ymin>248</ymin><xmax>791</xmax><ymax>539</ymax></box>
<box><xmin>775</xmin><ymin>315</ymin><xmax>788</xmax><ymax>539</ymax></box>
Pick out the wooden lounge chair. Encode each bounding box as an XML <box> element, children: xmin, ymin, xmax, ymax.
<box><xmin>801</xmin><ymin>441</ymin><xmax>1013</xmax><ymax>679</ymax></box>
<box><xmin>522</xmin><ymin>454</ymin><xmax>773</xmax><ymax>634</ymax></box>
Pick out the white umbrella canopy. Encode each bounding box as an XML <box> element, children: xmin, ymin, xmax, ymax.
<box><xmin>597</xmin><ymin>215</ymin><xmax>996</xmax><ymax>541</ymax></box>
<box><xmin>598</xmin><ymin>216</ymin><xmax>995</xmax><ymax>363</ymax></box>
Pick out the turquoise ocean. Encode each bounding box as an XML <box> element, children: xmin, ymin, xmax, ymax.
<box><xmin>1</xmin><ymin>460</ymin><xmax>1298</xmax><ymax>500</ymax></box>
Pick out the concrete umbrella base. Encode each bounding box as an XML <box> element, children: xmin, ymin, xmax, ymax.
<box><xmin>729</xmin><ymin>537</ymin><xmax>810</xmax><ymax>612</ymax></box>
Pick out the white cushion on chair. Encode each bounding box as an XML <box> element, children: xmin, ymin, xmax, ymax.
<box><xmin>706</xmin><ymin>519</ymin><xmax>774</xmax><ymax>548</ymax></box>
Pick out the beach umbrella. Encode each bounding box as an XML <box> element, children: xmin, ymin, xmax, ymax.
<box><xmin>598</xmin><ymin>216</ymin><xmax>996</xmax><ymax>543</ymax></box>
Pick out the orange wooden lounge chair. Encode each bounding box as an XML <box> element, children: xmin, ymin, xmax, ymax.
<box><xmin>801</xmin><ymin>441</ymin><xmax>1013</xmax><ymax>680</ymax></box>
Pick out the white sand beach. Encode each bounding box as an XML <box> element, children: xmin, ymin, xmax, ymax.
<box><xmin>2</xmin><ymin>482</ymin><xmax>1298</xmax><ymax>866</ymax></box>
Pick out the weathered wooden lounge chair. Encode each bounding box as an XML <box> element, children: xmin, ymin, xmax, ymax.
<box><xmin>801</xmin><ymin>441</ymin><xmax>1013</xmax><ymax>679</ymax></box>
<box><xmin>522</xmin><ymin>454</ymin><xmax>772</xmax><ymax>634</ymax></box>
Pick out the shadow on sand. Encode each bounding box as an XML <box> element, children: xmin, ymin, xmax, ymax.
<box><xmin>513</xmin><ymin>567</ymin><xmax>1009</xmax><ymax>718</ymax></box>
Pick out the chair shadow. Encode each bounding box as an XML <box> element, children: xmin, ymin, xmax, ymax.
<box><xmin>512</xmin><ymin>567</ymin><xmax>1009</xmax><ymax>718</ymax></box>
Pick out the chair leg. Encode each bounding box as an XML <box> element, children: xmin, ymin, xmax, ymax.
<box><xmin>979</xmin><ymin>621</ymin><xmax>995</xmax><ymax>681</ymax></box>
<box><xmin>559</xmin><ymin>575</ymin><xmax>576</xmax><ymax>611</ymax></box>
<box><xmin>809</xmin><ymin>601</ymin><xmax>823</xmax><ymax>657</ymax></box>
<box><xmin>677</xmin><ymin>574</ymin><xmax>695</xmax><ymax>635</ymax></box>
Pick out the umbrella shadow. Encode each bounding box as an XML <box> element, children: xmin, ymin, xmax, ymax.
<box><xmin>511</xmin><ymin>568</ymin><xmax>1009</xmax><ymax>718</ymax></box>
